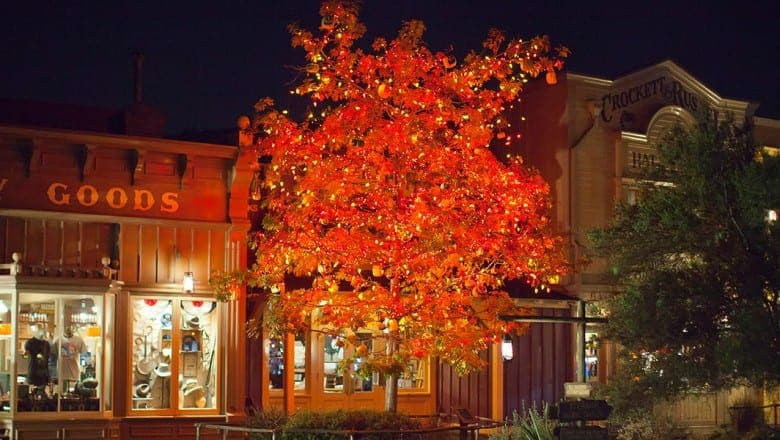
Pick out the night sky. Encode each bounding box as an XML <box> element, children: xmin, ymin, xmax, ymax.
<box><xmin>2</xmin><ymin>0</ymin><xmax>779</xmax><ymax>135</ymax></box>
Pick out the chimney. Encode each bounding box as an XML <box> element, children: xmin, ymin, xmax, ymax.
<box><xmin>133</xmin><ymin>52</ymin><xmax>144</xmax><ymax>103</ymax></box>
<box><xmin>121</xmin><ymin>52</ymin><xmax>166</xmax><ymax>137</ymax></box>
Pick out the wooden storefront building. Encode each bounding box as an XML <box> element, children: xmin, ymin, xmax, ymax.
<box><xmin>0</xmin><ymin>99</ymin><xmax>253</xmax><ymax>439</ymax></box>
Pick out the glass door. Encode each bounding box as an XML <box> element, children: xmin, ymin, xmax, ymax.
<box><xmin>318</xmin><ymin>331</ymin><xmax>384</xmax><ymax>411</ymax></box>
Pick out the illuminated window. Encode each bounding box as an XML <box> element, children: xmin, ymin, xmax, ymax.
<box><xmin>267</xmin><ymin>334</ymin><xmax>306</xmax><ymax>390</ymax></box>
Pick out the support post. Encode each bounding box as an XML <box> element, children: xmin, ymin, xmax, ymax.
<box><xmin>283</xmin><ymin>331</ymin><xmax>296</xmax><ymax>415</ymax></box>
<box><xmin>575</xmin><ymin>300</ymin><xmax>586</xmax><ymax>382</ymax></box>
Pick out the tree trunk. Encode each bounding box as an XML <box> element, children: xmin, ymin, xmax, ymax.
<box><xmin>385</xmin><ymin>372</ymin><xmax>398</xmax><ymax>413</ymax></box>
<box><xmin>384</xmin><ymin>334</ymin><xmax>399</xmax><ymax>413</ymax></box>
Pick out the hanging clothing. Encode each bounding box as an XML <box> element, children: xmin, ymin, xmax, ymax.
<box><xmin>25</xmin><ymin>337</ymin><xmax>51</xmax><ymax>386</ymax></box>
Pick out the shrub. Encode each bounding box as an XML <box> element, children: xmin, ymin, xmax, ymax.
<box><xmin>246</xmin><ymin>409</ymin><xmax>423</xmax><ymax>440</ymax></box>
<box><xmin>489</xmin><ymin>402</ymin><xmax>555</xmax><ymax>440</ymax></box>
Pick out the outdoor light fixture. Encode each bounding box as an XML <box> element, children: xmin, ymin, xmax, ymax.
<box><xmin>183</xmin><ymin>272</ymin><xmax>194</xmax><ymax>293</ymax></box>
<box><xmin>767</xmin><ymin>209</ymin><xmax>778</xmax><ymax>223</ymax></box>
<box><xmin>502</xmin><ymin>334</ymin><xmax>514</xmax><ymax>361</ymax></box>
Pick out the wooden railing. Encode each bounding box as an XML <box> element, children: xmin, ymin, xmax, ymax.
<box><xmin>195</xmin><ymin>417</ymin><xmax>499</xmax><ymax>440</ymax></box>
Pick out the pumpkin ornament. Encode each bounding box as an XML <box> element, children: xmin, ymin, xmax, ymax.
<box><xmin>443</xmin><ymin>55</ymin><xmax>457</xmax><ymax>69</ymax></box>
<box><xmin>320</xmin><ymin>15</ymin><xmax>335</xmax><ymax>30</ymax></box>
<box><xmin>377</xmin><ymin>83</ymin><xmax>391</xmax><ymax>99</ymax></box>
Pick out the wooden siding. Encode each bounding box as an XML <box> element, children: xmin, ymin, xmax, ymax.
<box><xmin>0</xmin><ymin>216</ymin><xmax>231</xmax><ymax>291</ymax></box>
<box><xmin>502</xmin><ymin>308</ymin><xmax>573</xmax><ymax>418</ymax></box>
<box><xmin>437</xmin><ymin>348</ymin><xmax>491</xmax><ymax>419</ymax></box>
<box><xmin>0</xmin><ymin>216</ymin><xmax>116</xmax><ymax>273</ymax></box>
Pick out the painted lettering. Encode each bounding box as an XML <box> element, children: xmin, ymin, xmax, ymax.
<box><xmin>76</xmin><ymin>185</ymin><xmax>99</xmax><ymax>207</ymax></box>
<box><xmin>106</xmin><ymin>187</ymin><xmax>129</xmax><ymax>209</ymax></box>
<box><xmin>44</xmin><ymin>182</ymin><xmax>180</xmax><ymax>213</ymax></box>
<box><xmin>47</xmin><ymin>182</ymin><xmax>71</xmax><ymax>205</ymax></box>
<box><xmin>160</xmin><ymin>192</ymin><xmax>179</xmax><ymax>213</ymax></box>
<box><xmin>133</xmin><ymin>189</ymin><xmax>155</xmax><ymax>211</ymax></box>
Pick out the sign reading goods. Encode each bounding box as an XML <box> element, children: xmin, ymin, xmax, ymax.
<box><xmin>46</xmin><ymin>182</ymin><xmax>179</xmax><ymax>213</ymax></box>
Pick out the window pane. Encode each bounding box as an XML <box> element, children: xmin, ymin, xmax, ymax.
<box><xmin>17</xmin><ymin>296</ymin><xmax>56</xmax><ymax>412</ymax></box>
<box><xmin>352</xmin><ymin>333</ymin><xmax>374</xmax><ymax>392</ymax></box>
<box><xmin>131</xmin><ymin>298</ymin><xmax>173</xmax><ymax>410</ymax></box>
<box><xmin>267</xmin><ymin>335</ymin><xmax>306</xmax><ymax>391</ymax></box>
<box><xmin>59</xmin><ymin>297</ymin><xmax>102</xmax><ymax>411</ymax></box>
<box><xmin>399</xmin><ymin>358</ymin><xmax>426</xmax><ymax>391</ymax></box>
<box><xmin>323</xmin><ymin>335</ymin><xmax>343</xmax><ymax>392</ymax></box>
<box><xmin>0</xmin><ymin>294</ymin><xmax>12</xmax><ymax>412</ymax></box>
<box><xmin>179</xmin><ymin>300</ymin><xmax>218</xmax><ymax>409</ymax></box>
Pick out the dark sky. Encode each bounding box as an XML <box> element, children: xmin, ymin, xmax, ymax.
<box><xmin>2</xmin><ymin>0</ymin><xmax>779</xmax><ymax>134</ymax></box>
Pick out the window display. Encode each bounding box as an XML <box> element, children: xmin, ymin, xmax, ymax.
<box><xmin>132</xmin><ymin>298</ymin><xmax>172</xmax><ymax>410</ymax></box>
<box><xmin>179</xmin><ymin>300</ymin><xmax>217</xmax><ymax>410</ymax></box>
<box><xmin>131</xmin><ymin>298</ymin><xmax>218</xmax><ymax>412</ymax></box>
<box><xmin>0</xmin><ymin>295</ymin><xmax>11</xmax><ymax>412</ymax></box>
<box><xmin>16</xmin><ymin>294</ymin><xmax>104</xmax><ymax>412</ymax></box>
<box><xmin>267</xmin><ymin>334</ymin><xmax>306</xmax><ymax>390</ymax></box>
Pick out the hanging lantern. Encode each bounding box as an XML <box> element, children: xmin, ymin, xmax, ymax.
<box><xmin>545</xmin><ymin>70</ymin><xmax>557</xmax><ymax>85</ymax></box>
<box><xmin>249</xmin><ymin>171</ymin><xmax>262</xmax><ymax>201</ymax></box>
<box><xmin>502</xmin><ymin>334</ymin><xmax>514</xmax><ymax>361</ymax></box>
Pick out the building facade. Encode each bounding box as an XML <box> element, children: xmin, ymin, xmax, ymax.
<box><xmin>0</xmin><ymin>100</ymin><xmax>253</xmax><ymax>439</ymax></box>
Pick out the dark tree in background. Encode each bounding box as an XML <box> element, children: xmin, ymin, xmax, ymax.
<box><xmin>589</xmin><ymin>116</ymin><xmax>780</xmax><ymax>410</ymax></box>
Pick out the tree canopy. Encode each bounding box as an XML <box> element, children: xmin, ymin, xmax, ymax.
<box><xmin>215</xmin><ymin>0</ymin><xmax>568</xmax><ymax>411</ymax></box>
<box><xmin>589</xmin><ymin>116</ymin><xmax>780</xmax><ymax>407</ymax></box>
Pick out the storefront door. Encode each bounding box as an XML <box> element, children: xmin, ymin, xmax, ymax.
<box><xmin>314</xmin><ymin>333</ymin><xmax>384</xmax><ymax>411</ymax></box>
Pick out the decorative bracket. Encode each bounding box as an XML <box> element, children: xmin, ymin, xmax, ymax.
<box><xmin>18</xmin><ymin>139</ymin><xmax>41</xmax><ymax>178</ymax></box>
<box><xmin>176</xmin><ymin>154</ymin><xmax>192</xmax><ymax>189</ymax></box>
<box><xmin>77</xmin><ymin>144</ymin><xmax>97</xmax><ymax>182</ymax></box>
<box><xmin>128</xmin><ymin>149</ymin><xmax>145</xmax><ymax>186</ymax></box>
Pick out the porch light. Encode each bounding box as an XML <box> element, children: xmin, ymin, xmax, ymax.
<box><xmin>183</xmin><ymin>272</ymin><xmax>194</xmax><ymax>293</ymax></box>
<box><xmin>502</xmin><ymin>334</ymin><xmax>514</xmax><ymax>361</ymax></box>
<box><xmin>767</xmin><ymin>209</ymin><xmax>777</xmax><ymax>223</ymax></box>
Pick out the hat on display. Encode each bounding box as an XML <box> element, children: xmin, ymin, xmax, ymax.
<box><xmin>154</xmin><ymin>362</ymin><xmax>172</xmax><ymax>378</ymax></box>
<box><xmin>183</xmin><ymin>384</ymin><xmax>205</xmax><ymax>398</ymax></box>
<box><xmin>185</xmin><ymin>316</ymin><xmax>200</xmax><ymax>329</ymax></box>
<box><xmin>81</xmin><ymin>378</ymin><xmax>99</xmax><ymax>390</ymax></box>
<box><xmin>134</xmin><ymin>383</ymin><xmax>150</xmax><ymax>398</ymax></box>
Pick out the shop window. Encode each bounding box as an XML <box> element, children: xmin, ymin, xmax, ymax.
<box><xmin>0</xmin><ymin>295</ymin><xmax>11</xmax><ymax>412</ymax></box>
<box><xmin>16</xmin><ymin>293</ymin><xmax>106</xmax><ymax>412</ymax></box>
<box><xmin>398</xmin><ymin>358</ymin><xmax>427</xmax><ymax>391</ymax></box>
<box><xmin>323</xmin><ymin>335</ymin><xmax>344</xmax><ymax>392</ymax></box>
<box><xmin>267</xmin><ymin>334</ymin><xmax>306</xmax><ymax>391</ymax></box>
<box><xmin>131</xmin><ymin>298</ymin><xmax>218</xmax><ymax>412</ymax></box>
<box><xmin>585</xmin><ymin>330</ymin><xmax>600</xmax><ymax>382</ymax></box>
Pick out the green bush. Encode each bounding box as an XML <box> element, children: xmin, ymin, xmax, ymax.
<box><xmin>247</xmin><ymin>409</ymin><xmax>423</xmax><ymax>440</ymax></box>
<box><xmin>489</xmin><ymin>403</ymin><xmax>555</xmax><ymax>440</ymax></box>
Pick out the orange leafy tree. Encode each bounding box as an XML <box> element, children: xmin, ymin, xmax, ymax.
<box><xmin>223</xmin><ymin>1</ymin><xmax>568</xmax><ymax>412</ymax></box>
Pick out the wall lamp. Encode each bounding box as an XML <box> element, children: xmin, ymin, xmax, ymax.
<box><xmin>502</xmin><ymin>334</ymin><xmax>514</xmax><ymax>361</ymax></box>
<box><xmin>183</xmin><ymin>272</ymin><xmax>194</xmax><ymax>293</ymax></box>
